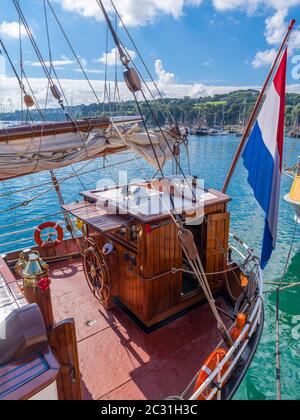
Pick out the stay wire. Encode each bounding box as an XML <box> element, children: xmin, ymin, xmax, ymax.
<box><xmin>0</xmin><ymin>38</ymin><xmax>45</xmax><ymax>122</ymax></box>
<box><xmin>109</xmin><ymin>0</ymin><xmax>175</xmax><ymax>124</ymax></box>
<box><xmin>280</xmin><ymin>217</ymin><xmax>298</xmax><ymax>284</ymax></box>
<box><xmin>45</xmin><ymin>0</ymin><xmax>101</xmax><ymax>105</ymax></box>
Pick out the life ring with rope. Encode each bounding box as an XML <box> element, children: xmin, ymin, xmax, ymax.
<box><xmin>34</xmin><ymin>222</ymin><xmax>64</xmax><ymax>248</ymax></box>
<box><xmin>194</xmin><ymin>349</ymin><xmax>230</xmax><ymax>400</ymax></box>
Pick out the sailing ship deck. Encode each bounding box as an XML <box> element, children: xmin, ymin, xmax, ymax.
<box><xmin>31</xmin><ymin>257</ymin><xmax>230</xmax><ymax>400</ymax></box>
<box><xmin>48</xmin><ymin>258</ymin><xmax>229</xmax><ymax>400</ymax></box>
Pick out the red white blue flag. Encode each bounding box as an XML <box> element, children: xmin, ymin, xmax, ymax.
<box><xmin>242</xmin><ymin>48</ymin><xmax>287</xmax><ymax>269</ymax></box>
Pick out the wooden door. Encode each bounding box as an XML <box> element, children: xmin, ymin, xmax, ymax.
<box><xmin>49</xmin><ymin>319</ymin><xmax>82</xmax><ymax>400</ymax></box>
<box><xmin>205</xmin><ymin>212</ymin><xmax>230</xmax><ymax>291</ymax></box>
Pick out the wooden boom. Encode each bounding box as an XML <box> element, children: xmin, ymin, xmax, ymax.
<box><xmin>0</xmin><ymin>117</ymin><xmax>111</xmax><ymax>142</ymax></box>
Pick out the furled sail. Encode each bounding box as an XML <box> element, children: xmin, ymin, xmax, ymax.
<box><xmin>0</xmin><ymin>116</ymin><xmax>175</xmax><ymax>180</ymax></box>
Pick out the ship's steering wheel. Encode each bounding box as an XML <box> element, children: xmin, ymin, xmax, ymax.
<box><xmin>81</xmin><ymin>238</ymin><xmax>112</xmax><ymax>309</ymax></box>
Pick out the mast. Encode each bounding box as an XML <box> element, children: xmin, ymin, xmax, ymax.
<box><xmin>242</xmin><ymin>98</ymin><xmax>247</xmax><ymax>129</ymax></box>
<box><xmin>222</xmin><ymin>19</ymin><xmax>296</xmax><ymax>194</ymax></box>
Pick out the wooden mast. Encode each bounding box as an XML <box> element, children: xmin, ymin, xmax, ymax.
<box><xmin>222</xmin><ymin>19</ymin><xmax>296</xmax><ymax>194</ymax></box>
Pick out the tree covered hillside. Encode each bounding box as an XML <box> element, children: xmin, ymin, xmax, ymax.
<box><xmin>1</xmin><ymin>90</ymin><xmax>300</xmax><ymax>128</ymax></box>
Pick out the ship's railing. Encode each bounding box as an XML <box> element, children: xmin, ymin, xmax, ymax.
<box><xmin>189</xmin><ymin>234</ymin><xmax>263</xmax><ymax>401</ymax></box>
<box><xmin>0</xmin><ymin>211</ymin><xmax>80</xmax><ymax>253</ymax></box>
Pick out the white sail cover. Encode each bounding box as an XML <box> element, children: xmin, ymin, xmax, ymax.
<box><xmin>0</xmin><ymin>117</ymin><xmax>175</xmax><ymax>180</ymax></box>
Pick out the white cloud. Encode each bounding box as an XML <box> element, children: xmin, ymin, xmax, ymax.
<box><xmin>210</xmin><ymin>1</ymin><xmax>300</xmax><ymax>69</ymax></box>
<box><xmin>212</xmin><ymin>0</ymin><xmax>261</xmax><ymax>12</ymax></box>
<box><xmin>202</xmin><ymin>59</ymin><xmax>215</xmax><ymax>67</ymax></box>
<box><xmin>252</xmin><ymin>7</ymin><xmax>300</xmax><ymax>68</ymax></box>
<box><xmin>252</xmin><ymin>48</ymin><xmax>277</xmax><ymax>68</ymax></box>
<box><xmin>264</xmin><ymin>8</ymin><xmax>288</xmax><ymax>45</ymax></box>
<box><xmin>1</xmin><ymin>73</ymin><xmax>300</xmax><ymax>112</ymax></box>
<box><xmin>212</xmin><ymin>0</ymin><xmax>300</xmax><ymax>12</ymax></box>
<box><xmin>26</xmin><ymin>58</ymin><xmax>75</xmax><ymax>68</ymax></box>
<box><xmin>73</xmin><ymin>68</ymin><xmax>105</xmax><ymax>74</ymax></box>
<box><xmin>155</xmin><ymin>59</ymin><xmax>176</xmax><ymax>91</ymax></box>
<box><xmin>0</xmin><ymin>21</ymin><xmax>29</xmax><ymax>39</ymax></box>
<box><xmin>97</xmin><ymin>47</ymin><xmax>137</xmax><ymax>66</ymax></box>
<box><xmin>0</xmin><ymin>73</ymin><xmax>249</xmax><ymax>111</ymax></box>
<box><xmin>57</xmin><ymin>0</ymin><xmax>204</xmax><ymax>27</ymax></box>
<box><xmin>55</xmin><ymin>0</ymin><xmax>300</xmax><ymax>75</ymax></box>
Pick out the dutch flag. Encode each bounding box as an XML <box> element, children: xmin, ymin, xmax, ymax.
<box><xmin>242</xmin><ymin>48</ymin><xmax>287</xmax><ymax>269</ymax></box>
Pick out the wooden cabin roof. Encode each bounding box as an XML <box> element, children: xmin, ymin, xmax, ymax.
<box><xmin>73</xmin><ymin>180</ymin><xmax>231</xmax><ymax>223</ymax></box>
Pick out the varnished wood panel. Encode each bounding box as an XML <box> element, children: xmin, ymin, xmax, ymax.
<box><xmin>78</xmin><ymin>197</ymin><xmax>231</xmax><ymax>327</ymax></box>
<box><xmin>205</xmin><ymin>212</ymin><xmax>230</xmax><ymax>290</ymax></box>
<box><xmin>49</xmin><ymin>319</ymin><xmax>81</xmax><ymax>401</ymax></box>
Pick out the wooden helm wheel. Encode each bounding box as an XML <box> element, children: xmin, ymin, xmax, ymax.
<box><xmin>81</xmin><ymin>238</ymin><xmax>111</xmax><ymax>309</ymax></box>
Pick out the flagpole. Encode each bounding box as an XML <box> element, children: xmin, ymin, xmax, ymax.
<box><xmin>222</xmin><ymin>19</ymin><xmax>296</xmax><ymax>194</ymax></box>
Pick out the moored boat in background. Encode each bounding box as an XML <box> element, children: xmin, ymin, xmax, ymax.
<box><xmin>285</xmin><ymin>157</ymin><xmax>300</xmax><ymax>223</ymax></box>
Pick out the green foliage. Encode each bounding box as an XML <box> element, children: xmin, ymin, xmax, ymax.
<box><xmin>1</xmin><ymin>90</ymin><xmax>300</xmax><ymax>128</ymax></box>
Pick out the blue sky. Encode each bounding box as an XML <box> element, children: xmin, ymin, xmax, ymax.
<box><xmin>0</xmin><ymin>0</ymin><xmax>300</xmax><ymax>109</ymax></box>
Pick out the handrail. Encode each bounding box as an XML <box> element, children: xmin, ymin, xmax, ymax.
<box><xmin>205</xmin><ymin>308</ymin><xmax>262</xmax><ymax>401</ymax></box>
<box><xmin>0</xmin><ymin>220</ymin><xmax>66</xmax><ymax>239</ymax></box>
<box><xmin>190</xmin><ymin>295</ymin><xmax>263</xmax><ymax>400</ymax></box>
<box><xmin>189</xmin><ymin>242</ymin><xmax>263</xmax><ymax>401</ymax></box>
<box><xmin>0</xmin><ymin>217</ymin><xmax>80</xmax><ymax>248</ymax></box>
<box><xmin>0</xmin><ymin>211</ymin><xmax>65</xmax><ymax>230</ymax></box>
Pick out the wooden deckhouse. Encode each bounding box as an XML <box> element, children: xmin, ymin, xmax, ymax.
<box><xmin>64</xmin><ymin>179</ymin><xmax>231</xmax><ymax>329</ymax></box>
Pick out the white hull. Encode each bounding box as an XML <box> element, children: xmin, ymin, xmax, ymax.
<box><xmin>284</xmin><ymin>194</ymin><xmax>300</xmax><ymax>223</ymax></box>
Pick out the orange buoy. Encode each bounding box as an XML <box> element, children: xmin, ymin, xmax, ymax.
<box><xmin>34</xmin><ymin>222</ymin><xmax>64</xmax><ymax>248</ymax></box>
<box><xmin>240</xmin><ymin>274</ymin><xmax>249</xmax><ymax>288</ymax></box>
<box><xmin>24</xmin><ymin>95</ymin><xmax>35</xmax><ymax>108</ymax></box>
<box><xmin>231</xmin><ymin>313</ymin><xmax>247</xmax><ymax>342</ymax></box>
<box><xmin>194</xmin><ymin>349</ymin><xmax>230</xmax><ymax>400</ymax></box>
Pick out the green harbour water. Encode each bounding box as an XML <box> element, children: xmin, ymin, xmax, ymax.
<box><xmin>0</xmin><ymin>131</ymin><xmax>299</xmax><ymax>400</ymax></box>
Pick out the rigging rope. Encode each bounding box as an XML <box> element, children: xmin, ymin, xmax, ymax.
<box><xmin>18</xmin><ymin>0</ymin><xmax>24</xmax><ymax>123</ymax></box>
<box><xmin>97</xmin><ymin>2</ymin><xmax>252</xmax><ymax>321</ymax></box>
<box><xmin>0</xmin><ymin>38</ymin><xmax>45</xmax><ymax>122</ymax></box>
<box><xmin>275</xmin><ymin>287</ymin><xmax>281</xmax><ymax>401</ymax></box>
<box><xmin>0</xmin><ymin>156</ymin><xmax>140</xmax><ymax>213</ymax></box>
<box><xmin>109</xmin><ymin>0</ymin><xmax>175</xmax><ymax>125</ymax></box>
<box><xmin>45</xmin><ymin>0</ymin><xmax>101</xmax><ymax>105</ymax></box>
<box><xmin>178</xmin><ymin>228</ymin><xmax>233</xmax><ymax>347</ymax></box>
<box><xmin>13</xmin><ymin>0</ymin><xmax>98</xmax><ymax>162</ymax></box>
<box><xmin>280</xmin><ymin>218</ymin><xmax>298</xmax><ymax>284</ymax></box>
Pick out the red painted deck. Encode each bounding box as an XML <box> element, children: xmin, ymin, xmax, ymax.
<box><xmin>49</xmin><ymin>258</ymin><xmax>230</xmax><ymax>401</ymax></box>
